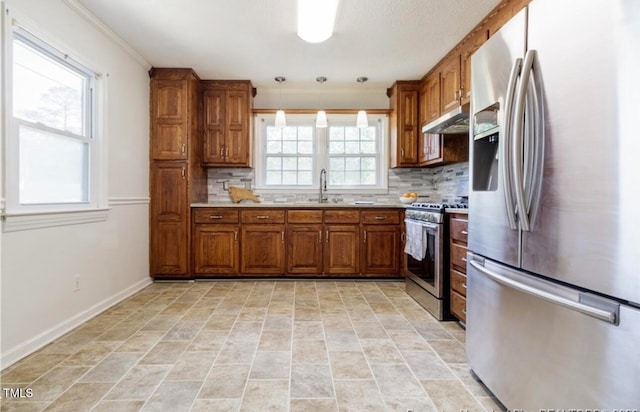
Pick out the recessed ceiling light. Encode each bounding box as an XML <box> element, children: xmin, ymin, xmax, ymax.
<box><xmin>297</xmin><ymin>0</ymin><xmax>339</xmax><ymax>43</ymax></box>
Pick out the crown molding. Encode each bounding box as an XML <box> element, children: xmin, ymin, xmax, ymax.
<box><xmin>62</xmin><ymin>0</ymin><xmax>150</xmax><ymax>69</ymax></box>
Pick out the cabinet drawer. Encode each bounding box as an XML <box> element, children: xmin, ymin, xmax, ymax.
<box><xmin>288</xmin><ymin>209</ymin><xmax>323</xmax><ymax>224</ymax></box>
<box><xmin>361</xmin><ymin>210</ymin><xmax>400</xmax><ymax>225</ymax></box>
<box><xmin>324</xmin><ymin>210</ymin><xmax>360</xmax><ymax>224</ymax></box>
<box><xmin>450</xmin><ymin>217</ymin><xmax>468</xmax><ymax>243</ymax></box>
<box><xmin>241</xmin><ymin>210</ymin><xmax>285</xmax><ymax>224</ymax></box>
<box><xmin>193</xmin><ymin>209</ymin><xmax>239</xmax><ymax>224</ymax></box>
<box><xmin>450</xmin><ymin>243</ymin><xmax>468</xmax><ymax>272</ymax></box>
<box><xmin>450</xmin><ymin>290</ymin><xmax>466</xmax><ymax>323</ymax></box>
<box><xmin>450</xmin><ymin>268</ymin><xmax>467</xmax><ymax>297</ymax></box>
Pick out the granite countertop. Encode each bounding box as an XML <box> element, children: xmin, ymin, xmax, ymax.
<box><xmin>445</xmin><ymin>208</ymin><xmax>469</xmax><ymax>214</ymax></box>
<box><xmin>191</xmin><ymin>202</ymin><xmax>407</xmax><ymax>209</ymax></box>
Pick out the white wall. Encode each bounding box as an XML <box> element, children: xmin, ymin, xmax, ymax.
<box><xmin>1</xmin><ymin>0</ymin><xmax>151</xmax><ymax>368</ymax></box>
<box><xmin>254</xmin><ymin>87</ymin><xmax>389</xmax><ymax>110</ymax></box>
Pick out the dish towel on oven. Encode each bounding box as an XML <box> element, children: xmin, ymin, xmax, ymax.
<box><xmin>404</xmin><ymin>220</ymin><xmax>427</xmax><ymax>261</ymax></box>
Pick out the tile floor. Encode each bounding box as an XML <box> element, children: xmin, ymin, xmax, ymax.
<box><xmin>0</xmin><ymin>280</ymin><xmax>504</xmax><ymax>411</ymax></box>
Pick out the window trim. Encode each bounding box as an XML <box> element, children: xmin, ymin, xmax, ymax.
<box><xmin>254</xmin><ymin>113</ymin><xmax>389</xmax><ymax>194</ymax></box>
<box><xmin>2</xmin><ymin>4</ymin><xmax>108</xmax><ymax>230</ymax></box>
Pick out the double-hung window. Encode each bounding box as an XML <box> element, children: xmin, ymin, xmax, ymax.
<box><xmin>5</xmin><ymin>22</ymin><xmax>104</xmax><ymax>222</ymax></box>
<box><xmin>255</xmin><ymin>113</ymin><xmax>387</xmax><ymax>192</ymax></box>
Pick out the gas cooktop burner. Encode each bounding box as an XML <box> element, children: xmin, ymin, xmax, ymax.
<box><xmin>409</xmin><ymin>202</ymin><xmax>468</xmax><ymax>211</ymax></box>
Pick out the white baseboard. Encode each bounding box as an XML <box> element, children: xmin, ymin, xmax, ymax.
<box><xmin>1</xmin><ymin>277</ymin><xmax>153</xmax><ymax>370</ymax></box>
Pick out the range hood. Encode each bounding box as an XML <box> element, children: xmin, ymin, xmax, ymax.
<box><xmin>422</xmin><ymin>103</ymin><xmax>470</xmax><ymax>134</ymax></box>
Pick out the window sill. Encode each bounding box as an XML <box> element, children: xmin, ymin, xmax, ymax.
<box><xmin>2</xmin><ymin>208</ymin><xmax>110</xmax><ymax>232</ymax></box>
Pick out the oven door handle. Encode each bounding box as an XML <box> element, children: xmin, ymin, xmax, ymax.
<box><xmin>404</xmin><ymin>219</ymin><xmax>439</xmax><ymax>230</ymax></box>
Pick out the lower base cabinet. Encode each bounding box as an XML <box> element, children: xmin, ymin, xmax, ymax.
<box><xmin>151</xmin><ymin>221</ymin><xmax>188</xmax><ymax>276</ymax></box>
<box><xmin>287</xmin><ymin>224</ymin><xmax>323</xmax><ymax>274</ymax></box>
<box><xmin>191</xmin><ymin>207</ymin><xmax>403</xmax><ymax>278</ymax></box>
<box><xmin>325</xmin><ymin>225</ymin><xmax>360</xmax><ymax>275</ymax></box>
<box><xmin>240</xmin><ymin>225</ymin><xmax>286</xmax><ymax>274</ymax></box>
<box><xmin>193</xmin><ymin>225</ymin><xmax>239</xmax><ymax>274</ymax></box>
<box><xmin>362</xmin><ymin>225</ymin><xmax>401</xmax><ymax>275</ymax></box>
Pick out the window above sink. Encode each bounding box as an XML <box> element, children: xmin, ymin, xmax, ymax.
<box><xmin>254</xmin><ymin>113</ymin><xmax>389</xmax><ymax>194</ymax></box>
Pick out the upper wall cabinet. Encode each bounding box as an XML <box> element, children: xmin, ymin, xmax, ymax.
<box><xmin>151</xmin><ymin>78</ymin><xmax>190</xmax><ymax>160</ymax></box>
<box><xmin>389</xmin><ymin>81</ymin><xmax>420</xmax><ymax>168</ymax></box>
<box><xmin>202</xmin><ymin>81</ymin><xmax>254</xmax><ymax>167</ymax></box>
<box><xmin>486</xmin><ymin>2</ymin><xmax>514</xmax><ymax>37</ymax></box>
<box><xmin>420</xmin><ymin>73</ymin><xmax>441</xmax><ymax>127</ymax></box>
<box><xmin>460</xmin><ymin>28</ymin><xmax>489</xmax><ymax>106</ymax></box>
<box><xmin>439</xmin><ymin>53</ymin><xmax>462</xmax><ymax>115</ymax></box>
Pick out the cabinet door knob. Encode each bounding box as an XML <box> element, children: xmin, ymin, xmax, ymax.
<box><xmin>220</xmin><ymin>146</ymin><xmax>225</xmax><ymax>157</ymax></box>
<box><xmin>181</xmin><ymin>143</ymin><xmax>186</xmax><ymax>154</ymax></box>
<box><xmin>281</xmin><ymin>231</ymin><xmax>285</xmax><ymax>242</ymax></box>
<box><xmin>225</xmin><ymin>147</ymin><xmax>229</xmax><ymax>158</ymax></box>
<box><xmin>234</xmin><ymin>231</ymin><xmax>238</xmax><ymax>242</ymax></box>
<box><xmin>326</xmin><ymin>230</ymin><xmax>329</xmax><ymax>243</ymax></box>
<box><xmin>363</xmin><ymin>230</ymin><xmax>367</xmax><ymax>243</ymax></box>
<box><xmin>374</xmin><ymin>216</ymin><xmax>387</xmax><ymax>220</ymax></box>
<box><xmin>181</xmin><ymin>167</ymin><xmax>186</xmax><ymax>179</ymax></box>
<box><xmin>209</xmin><ymin>215</ymin><xmax>223</xmax><ymax>219</ymax></box>
<box><xmin>319</xmin><ymin>230</ymin><xmax>322</xmax><ymax>243</ymax></box>
<box><xmin>461</xmin><ymin>230</ymin><xmax>468</xmax><ymax>235</ymax></box>
<box><xmin>256</xmin><ymin>215</ymin><xmax>269</xmax><ymax>220</ymax></box>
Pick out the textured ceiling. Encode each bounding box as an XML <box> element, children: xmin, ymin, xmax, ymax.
<box><xmin>77</xmin><ymin>0</ymin><xmax>501</xmax><ymax>92</ymax></box>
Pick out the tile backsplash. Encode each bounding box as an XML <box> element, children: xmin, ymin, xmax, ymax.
<box><xmin>207</xmin><ymin>163</ymin><xmax>469</xmax><ymax>205</ymax></box>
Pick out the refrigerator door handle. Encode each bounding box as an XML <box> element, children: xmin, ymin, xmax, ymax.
<box><xmin>470</xmin><ymin>259</ymin><xmax>619</xmax><ymax>324</ymax></box>
<box><xmin>502</xmin><ymin>57</ymin><xmax>522</xmax><ymax>231</ymax></box>
<box><xmin>512</xmin><ymin>50</ymin><xmax>536</xmax><ymax>232</ymax></box>
<box><xmin>523</xmin><ymin>51</ymin><xmax>545</xmax><ymax>230</ymax></box>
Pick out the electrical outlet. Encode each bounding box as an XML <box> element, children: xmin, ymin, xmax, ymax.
<box><xmin>74</xmin><ymin>275</ymin><xmax>80</xmax><ymax>292</ymax></box>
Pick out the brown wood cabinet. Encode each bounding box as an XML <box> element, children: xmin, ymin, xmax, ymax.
<box><xmin>150</xmin><ymin>79</ymin><xmax>189</xmax><ymax>160</ymax></box>
<box><xmin>449</xmin><ymin>212</ymin><xmax>469</xmax><ymax>323</ymax></box>
<box><xmin>202</xmin><ymin>81</ymin><xmax>253</xmax><ymax>167</ymax></box>
<box><xmin>439</xmin><ymin>53</ymin><xmax>462</xmax><ymax>115</ymax></box>
<box><xmin>192</xmin><ymin>209</ymin><xmax>240</xmax><ymax>275</ymax></box>
<box><xmin>419</xmin><ymin>133</ymin><xmax>469</xmax><ymax>167</ymax></box>
<box><xmin>149</xmin><ymin>68</ymin><xmax>206</xmax><ymax>278</ymax></box>
<box><xmin>421</xmin><ymin>73</ymin><xmax>441</xmax><ymax>126</ymax></box>
<box><xmin>389</xmin><ymin>81</ymin><xmax>420</xmax><ymax>168</ymax></box>
<box><xmin>240</xmin><ymin>210</ymin><xmax>285</xmax><ymax>274</ymax></box>
<box><xmin>193</xmin><ymin>225</ymin><xmax>239</xmax><ymax>274</ymax></box>
<box><xmin>324</xmin><ymin>209</ymin><xmax>361</xmax><ymax>275</ymax></box>
<box><xmin>460</xmin><ymin>28</ymin><xmax>489</xmax><ymax>106</ymax></box>
<box><xmin>189</xmin><ymin>207</ymin><xmax>403</xmax><ymax>278</ymax></box>
<box><xmin>287</xmin><ymin>210</ymin><xmax>323</xmax><ymax>274</ymax></box>
<box><xmin>287</xmin><ymin>224</ymin><xmax>323</xmax><ymax>274</ymax></box>
<box><xmin>361</xmin><ymin>210</ymin><xmax>401</xmax><ymax>275</ymax></box>
<box><xmin>486</xmin><ymin>2</ymin><xmax>514</xmax><ymax>37</ymax></box>
<box><xmin>325</xmin><ymin>225</ymin><xmax>360</xmax><ymax>275</ymax></box>
<box><xmin>241</xmin><ymin>224</ymin><xmax>286</xmax><ymax>274</ymax></box>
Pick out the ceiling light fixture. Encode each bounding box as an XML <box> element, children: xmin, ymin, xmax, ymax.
<box><xmin>274</xmin><ymin>76</ymin><xmax>286</xmax><ymax>128</ymax></box>
<box><xmin>356</xmin><ymin>76</ymin><xmax>368</xmax><ymax>128</ymax></box>
<box><xmin>297</xmin><ymin>0</ymin><xmax>339</xmax><ymax>43</ymax></box>
<box><xmin>316</xmin><ymin>76</ymin><xmax>328</xmax><ymax>128</ymax></box>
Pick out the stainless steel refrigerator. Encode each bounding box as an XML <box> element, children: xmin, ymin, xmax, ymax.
<box><xmin>467</xmin><ymin>0</ymin><xmax>640</xmax><ymax>408</ymax></box>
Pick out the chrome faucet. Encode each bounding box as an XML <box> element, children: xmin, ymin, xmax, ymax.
<box><xmin>319</xmin><ymin>168</ymin><xmax>328</xmax><ymax>203</ymax></box>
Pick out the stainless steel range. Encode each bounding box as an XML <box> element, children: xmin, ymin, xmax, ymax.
<box><xmin>404</xmin><ymin>202</ymin><xmax>468</xmax><ymax>320</ymax></box>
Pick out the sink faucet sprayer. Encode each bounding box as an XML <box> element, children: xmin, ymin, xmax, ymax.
<box><xmin>319</xmin><ymin>168</ymin><xmax>328</xmax><ymax>203</ymax></box>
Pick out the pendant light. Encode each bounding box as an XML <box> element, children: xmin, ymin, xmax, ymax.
<box><xmin>316</xmin><ymin>76</ymin><xmax>328</xmax><ymax>128</ymax></box>
<box><xmin>356</xmin><ymin>76</ymin><xmax>368</xmax><ymax>128</ymax></box>
<box><xmin>274</xmin><ymin>76</ymin><xmax>286</xmax><ymax>128</ymax></box>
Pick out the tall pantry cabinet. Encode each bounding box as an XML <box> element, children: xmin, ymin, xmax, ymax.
<box><xmin>149</xmin><ymin>68</ymin><xmax>207</xmax><ymax>278</ymax></box>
